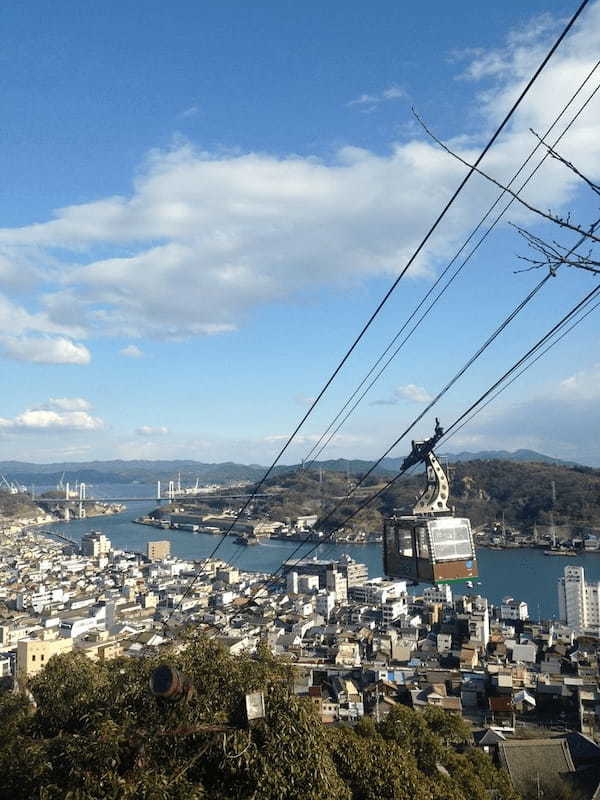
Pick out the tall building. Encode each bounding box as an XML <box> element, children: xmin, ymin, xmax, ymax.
<box><xmin>147</xmin><ymin>540</ymin><xmax>171</xmax><ymax>561</ymax></box>
<box><xmin>326</xmin><ymin>569</ymin><xmax>348</xmax><ymax>604</ymax></box>
<box><xmin>558</xmin><ymin>565</ymin><xmax>600</xmax><ymax>631</ymax></box>
<box><xmin>81</xmin><ymin>532</ymin><xmax>111</xmax><ymax>558</ymax></box>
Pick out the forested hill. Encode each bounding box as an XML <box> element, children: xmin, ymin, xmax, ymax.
<box><xmin>254</xmin><ymin>460</ymin><xmax>600</xmax><ymax>532</ymax></box>
<box><xmin>0</xmin><ymin>448</ymin><xmax>578</xmax><ymax>486</ymax></box>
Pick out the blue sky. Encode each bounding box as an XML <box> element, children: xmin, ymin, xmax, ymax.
<box><xmin>1</xmin><ymin>0</ymin><xmax>600</xmax><ymax>466</ymax></box>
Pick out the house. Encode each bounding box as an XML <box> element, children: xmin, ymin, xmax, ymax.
<box><xmin>473</xmin><ymin>727</ymin><xmax>506</xmax><ymax>755</ymax></box>
<box><xmin>488</xmin><ymin>695</ymin><xmax>514</xmax><ymax>727</ymax></box>
<box><xmin>497</xmin><ymin>739</ymin><xmax>575</xmax><ymax>797</ymax></box>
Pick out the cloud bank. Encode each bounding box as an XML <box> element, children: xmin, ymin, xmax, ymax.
<box><xmin>0</xmin><ymin>4</ymin><xmax>597</xmax><ymax>364</ymax></box>
<box><xmin>0</xmin><ymin>398</ymin><xmax>102</xmax><ymax>432</ymax></box>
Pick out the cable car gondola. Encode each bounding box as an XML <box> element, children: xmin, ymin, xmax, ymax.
<box><xmin>383</xmin><ymin>422</ymin><xmax>478</xmax><ymax>585</ymax></box>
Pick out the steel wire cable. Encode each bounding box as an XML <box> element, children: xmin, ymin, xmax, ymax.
<box><xmin>163</xmin><ymin>0</ymin><xmax>591</xmax><ymax>625</ymax></box>
<box><xmin>441</xmin><ymin>295</ymin><xmax>600</xmax><ymax>448</ymax></box>
<box><xmin>312</xmin><ymin>291</ymin><xmax>600</xmax><ymax>566</ymax></box>
<box><xmin>232</xmin><ymin>65</ymin><xmax>600</xmax><ymax>574</ymax></box>
<box><xmin>302</xmin><ymin>64</ymin><xmax>600</xmax><ymax>471</ymax></box>
<box><xmin>253</xmin><ymin>219</ymin><xmax>600</xmax><ymax>590</ymax></box>
<box><xmin>249</xmin><ymin>280</ymin><xmax>600</xmax><ymax>602</ymax></box>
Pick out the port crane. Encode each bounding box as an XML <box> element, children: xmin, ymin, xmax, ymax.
<box><xmin>383</xmin><ymin>420</ymin><xmax>478</xmax><ymax>584</ymax></box>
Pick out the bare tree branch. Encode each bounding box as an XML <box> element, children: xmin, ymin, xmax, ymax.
<box><xmin>412</xmin><ymin>108</ymin><xmax>600</xmax><ymax>246</ymax></box>
<box><xmin>529</xmin><ymin>128</ymin><xmax>600</xmax><ymax>198</ymax></box>
<box><xmin>511</xmin><ymin>222</ymin><xmax>600</xmax><ymax>275</ymax></box>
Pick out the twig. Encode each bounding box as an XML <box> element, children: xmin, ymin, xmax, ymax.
<box><xmin>412</xmin><ymin>108</ymin><xmax>600</xmax><ymax>246</ymax></box>
<box><xmin>529</xmin><ymin>128</ymin><xmax>600</xmax><ymax>198</ymax></box>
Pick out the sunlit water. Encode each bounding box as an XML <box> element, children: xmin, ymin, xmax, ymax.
<box><xmin>43</xmin><ymin>483</ymin><xmax>600</xmax><ymax>619</ymax></box>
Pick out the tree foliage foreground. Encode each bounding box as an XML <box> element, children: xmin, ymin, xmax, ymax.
<box><xmin>0</xmin><ymin>639</ymin><xmax>520</xmax><ymax>799</ymax></box>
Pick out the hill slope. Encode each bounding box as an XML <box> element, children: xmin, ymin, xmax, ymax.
<box><xmin>0</xmin><ymin>448</ymin><xmax>579</xmax><ymax>486</ymax></box>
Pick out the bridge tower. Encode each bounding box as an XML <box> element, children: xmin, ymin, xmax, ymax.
<box><xmin>168</xmin><ymin>480</ymin><xmax>175</xmax><ymax>501</ymax></box>
<box><xmin>157</xmin><ymin>480</ymin><xmax>161</xmax><ymax>500</ymax></box>
<box><xmin>79</xmin><ymin>482</ymin><xmax>86</xmax><ymax>519</ymax></box>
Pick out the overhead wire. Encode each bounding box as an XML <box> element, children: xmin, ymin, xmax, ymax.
<box><xmin>441</xmin><ymin>293</ymin><xmax>600</xmax><ymax>448</ymax></box>
<box><xmin>261</xmin><ymin>216</ymin><xmax>598</xmax><ymax>585</ymax></box>
<box><xmin>231</xmin><ymin>60</ymin><xmax>600</xmax><ymax>575</ymax></box>
<box><xmin>164</xmin><ymin>0</ymin><xmax>591</xmax><ymax>624</ymax></box>
<box><xmin>249</xmin><ymin>279</ymin><xmax>600</xmax><ymax>601</ymax></box>
<box><xmin>301</xmin><ymin>61</ymin><xmax>600</xmax><ymax>470</ymax></box>
<box><xmin>312</xmin><ymin>288</ymin><xmax>600</xmax><ymax>565</ymax></box>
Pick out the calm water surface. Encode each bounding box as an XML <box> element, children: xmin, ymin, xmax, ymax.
<box><xmin>44</xmin><ymin>483</ymin><xmax>600</xmax><ymax>619</ymax></box>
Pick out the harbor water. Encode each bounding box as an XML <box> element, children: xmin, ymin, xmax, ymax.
<box><xmin>44</xmin><ymin>484</ymin><xmax>600</xmax><ymax>620</ymax></box>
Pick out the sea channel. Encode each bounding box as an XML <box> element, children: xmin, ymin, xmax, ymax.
<box><xmin>43</xmin><ymin>483</ymin><xmax>600</xmax><ymax>620</ymax></box>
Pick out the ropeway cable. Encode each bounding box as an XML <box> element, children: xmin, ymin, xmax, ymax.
<box><xmin>252</xmin><ymin>217</ymin><xmax>600</xmax><ymax>592</ymax></box>
<box><xmin>232</xmin><ymin>60</ymin><xmax>600</xmax><ymax>573</ymax></box>
<box><xmin>441</xmin><ymin>293</ymin><xmax>600</xmax><ymax>448</ymax></box>
<box><xmin>301</xmin><ymin>62</ymin><xmax>600</xmax><ymax>471</ymax></box>
<box><xmin>248</xmin><ymin>280</ymin><xmax>600</xmax><ymax>601</ymax></box>
<box><xmin>312</xmin><ymin>288</ymin><xmax>600</xmax><ymax>566</ymax></box>
<box><xmin>163</xmin><ymin>0</ymin><xmax>591</xmax><ymax>625</ymax></box>
<box><xmin>228</xmin><ymin>268</ymin><xmax>551</xmax><ymax>579</ymax></box>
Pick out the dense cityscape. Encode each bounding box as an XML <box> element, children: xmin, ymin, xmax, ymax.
<box><xmin>2</xmin><ymin>0</ymin><xmax>600</xmax><ymax>797</ymax></box>
<box><xmin>0</xmin><ymin>462</ymin><xmax>599</xmax><ymax>796</ymax></box>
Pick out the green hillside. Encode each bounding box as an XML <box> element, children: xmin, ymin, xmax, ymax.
<box><xmin>237</xmin><ymin>460</ymin><xmax>600</xmax><ymax>533</ymax></box>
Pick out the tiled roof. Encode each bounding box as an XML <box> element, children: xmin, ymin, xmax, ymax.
<box><xmin>498</xmin><ymin>739</ymin><xmax>575</xmax><ymax>794</ymax></box>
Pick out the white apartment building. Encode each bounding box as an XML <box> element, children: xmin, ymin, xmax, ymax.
<box><xmin>349</xmin><ymin>578</ymin><xmax>407</xmax><ymax>605</ymax></box>
<box><xmin>423</xmin><ymin>584</ymin><xmax>453</xmax><ymax>605</ymax></box>
<box><xmin>316</xmin><ymin>590</ymin><xmax>336</xmax><ymax>621</ymax></box>
<box><xmin>326</xmin><ymin>570</ymin><xmax>348</xmax><ymax>604</ymax></box>
<box><xmin>16</xmin><ymin>586</ymin><xmax>65</xmax><ymax>612</ymax></box>
<box><xmin>558</xmin><ymin>565</ymin><xmax>600</xmax><ymax>631</ymax></box>
<box><xmin>381</xmin><ymin>596</ymin><xmax>408</xmax><ymax>624</ymax></box>
<box><xmin>81</xmin><ymin>532</ymin><xmax>112</xmax><ymax>558</ymax></box>
<box><xmin>500</xmin><ymin>596</ymin><xmax>529</xmax><ymax>621</ymax></box>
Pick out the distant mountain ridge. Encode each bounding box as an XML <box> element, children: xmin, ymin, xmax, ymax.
<box><xmin>0</xmin><ymin>449</ymin><xmax>582</xmax><ymax>485</ymax></box>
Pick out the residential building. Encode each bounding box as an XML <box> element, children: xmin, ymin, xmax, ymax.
<box><xmin>287</xmin><ymin>556</ymin><xmax>367</xmax><ymax>589</ymax></box>
<box><xmin>147</xmin><ymin>540</ymin><xmax>171</xmax><ymax>561</ymax></box>
<box><xmin>382</xmin><ymin>597</ymin><xmax>408</xmax><ymax>625</ymax></box>
<box><xmin>326</xmin><ymin>569</ymin><xmax>348</xmax><ymax>604</ymax></box>
<box><xmin>558</xmin><ymin>565</ymin><xmax>600</xmax><ymax>631</ymax></box>
<box><xmin>81</xmin><ymin>532</ymin><xmax>111</xmax><ymax>558</ymax></box>
<box><xmin>17</xmin><ymin>635</ymin><xmax>73</xmax><ymax>678</ymax></box>
<box><xmin>501</xmin><ymin>596</ymin><xmax>529</xmax><ymax>621</ymax></box>
<box><xmin>349</xmin><ymin>578</ymin><xmax>407</xmax><ymax>605</ymax></box>
<box><xmin>423</xmin><ymin>584</ymin><xmax>453</xmax><ymax>605</ymax></box>
<box><xmin>316</xmin><ymin>590</ymin><xmax>336</xmax><ymax>621</ymax></box>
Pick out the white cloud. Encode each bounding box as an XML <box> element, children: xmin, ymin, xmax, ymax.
<box><xmin>135</xmin><ymin>425</ymin><xmax>169</xmax><ymax>436</ymax></box>
<box><xmin>120</xmin><ymin>344</ymin><xmax>143</xmax><ymax>358</ymax></box>
<box><xmin>0</xmin><ymin>400</ymin><xmax>103</xmax><ymax>432</ymax></box>
<box><xmin>179</xmin><ymin>105</ymin><xmax>199</xmax><ymax>119</ymax></box>
<box><xmin>0</xmin><ymin>5</ymin><xmax>598</xmax><ymax>348</ymax></box>
<box><xmin>347</xmin><ymin>84</ymin><xmax>405</xmax><ymax>111</ymax></box>
<box><xmin>447</xmin><ymin>364</ymin><xmax>600</xmax><ymax>465</ymax></box>
<box><xmin>372</xmin><ymin>383</ymin><xmax>433</xmax><ymax>405</ymax></box>
<box><xmin>45</xmin><ymin>397</ymin><xmax>92</xmax><ymax>412</ymax></box>
<box><xmin>396</xmin><ymin>384</ymin><xmax>433</xmax><ymax>404</ymax></box>
<box><xmin>0</xmin><ymin>336</ymin><xmax>91</xmax><ymax>364</ymax></box>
